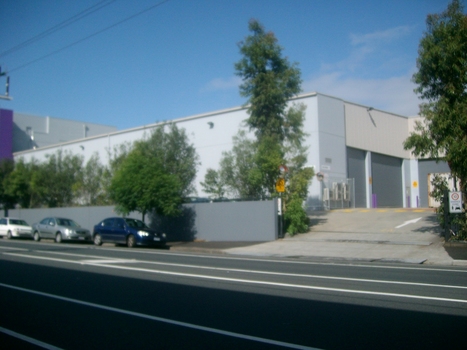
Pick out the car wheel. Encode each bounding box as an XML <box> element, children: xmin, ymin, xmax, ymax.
<box><xmin>127</xmin><ymin>234</ymin><xmax>136</xmax><ymax>248</ymax></box>
<box><xmin>33</xmin><ymin>231</ymin><xmax>41</xmax><ymax>242</ymax></box>
<box><xmin>6</xmin><ymin>231</ymin><xmax>12</xmax><ymax>239</ymax></box>
<box><xmin>55</xmin><ymin>233</ymin><xmax>63</xmax><ymax>243</ymax></box>
<box><xmin>93</xmin><ymin>234</ymin><xmax>102</xmax><ymax>246</ymax></box>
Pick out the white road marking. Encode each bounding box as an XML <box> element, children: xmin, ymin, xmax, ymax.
<box><xmin>4</xmin><ymin>252</ymin><xmax>467</xmax><ymax>304</ymax></box>
<box><xmin>15</xmin><ymin>250</ymin><xmax>467</xmax><ymax>290</ymax></box>
<box><xmin>0</xmin><ymin>326</ymin><xmax>63</xmax><ymax>350</ymax></box>
<box><xmin>81</xmin><ymin>259</ymin><xmax>137</xmax><ymax>264</ymax></box>
<box><xmin>0</xmin><ymin>246</ymin><xmax>28</xmax><ymax>251</ymax></box>
<box><xmin>395</xmin><ymin>217</ymin><xmax>422</xmax><ymax>228</ymax></box>
<box><xmin>0</xmin><ymin>283</ymin><xmax>318</xmax><ymax>350</ymax></box>
<box><xmin>1</xmin><ymin>242</ymin><xmax>467</xmax><ymax>273</ymax></box>
<box><xmin>85</xmin><ymin>246</ymin><xmax>467</xmax><ymax>273</ymax></box>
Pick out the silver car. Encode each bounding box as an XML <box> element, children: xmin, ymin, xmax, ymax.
<box><xmin>0</xmin><ymin>217</ymin><xmax>33</xmax><ymax>239</ymax></box>
<box><xmin>32</xmin><ymin>217</ymin><xmax>91</xmax><ymax>243</ymax></box>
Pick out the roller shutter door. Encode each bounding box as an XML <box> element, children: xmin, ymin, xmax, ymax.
<box><xmin>347</xmin><ymin>147</ymin><xmax>366</xmax><ymax>208</ymax></box>
<box><xmin>371</xmin><ymin>153</ymin><xmax>403</xmax><ymax>207</ymax></box>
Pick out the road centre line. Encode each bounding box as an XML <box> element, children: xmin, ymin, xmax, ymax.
<box><xmin>25</xmin><ymin>250</ymin><xmax>467</xmax><ymax>290</ymax></box>
<box><xmin>0</xmin><ymin>282</ymin><xmax>317</xmax><ymax>350</ymax></box>
<box><xmin>4</xmin><ymin>252</ymin><xmax>467</xmax><ymax>304</ymax></box>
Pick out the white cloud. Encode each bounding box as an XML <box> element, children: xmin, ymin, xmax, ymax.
<box><xmin>202</xmin><ymin>76</ymin><xmax>242</xmax><ymax>92</ymax></box>
<box><xmin>350</xmin><ymin>26</ymin><xmax>412</xmax><ymax>46</ymax></box>
<box><xmin>322</xmin><ymin>26</ymin><xmax>414</xmax><ymax>73</ymax></box>
<box><xmin>304</xmin><ymin>25</ymin><xmax>421</xmax><ymax>116</ymax></box>
<box><xmin>303</xmin><ymin>71</ymin><xmax>421</xmax><ymax>116</ymax></box>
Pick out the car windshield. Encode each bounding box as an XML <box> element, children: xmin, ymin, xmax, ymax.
<box><xmin>10</xmin><ymin>219</ymin><xmax>28</xmax><ymax>226</ymax></box>
<box><xmin>124</xmin><ymin>218</ymin><xmax>148</xmax><ymax>229</ymax></box>
<box><xmin>56</xmin><ymin>218</ymin><xmax>79</xmax><ymax>227</ymax></box>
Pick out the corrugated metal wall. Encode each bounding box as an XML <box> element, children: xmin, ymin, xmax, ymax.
<box><xmin>371</xmin><ymin>153</ymin><xmax>403</xmax><ymax>207</ymax></box>
<box><xmin>344</xmin><ymin>103</ymin><xmax>411</xmax><ymax>159</ymax></box>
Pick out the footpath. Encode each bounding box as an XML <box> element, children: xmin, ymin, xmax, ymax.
<box><xmin>169</xmin><ymin>208</ymin><xmax>467</xmax><ymax>266</ymax></box>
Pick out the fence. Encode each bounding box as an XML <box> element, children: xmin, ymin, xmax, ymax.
<box><xmin>9</xmin><ymin>199</ymin><xmax>279</xmax><ymax>242</ymax></box>
<box><xmin>321</xmin><ymin>178</ymin><xmax>355</xmax><ymax>210</ymax></box>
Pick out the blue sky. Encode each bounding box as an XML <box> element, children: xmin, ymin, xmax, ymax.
<box><xmin>0</xmin><ymin>0</ymin><xmax>454</xmax><ymax>130</ymax></box>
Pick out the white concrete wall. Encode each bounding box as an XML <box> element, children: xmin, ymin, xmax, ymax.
<box><xmin>13</xmin><ymin>92</ymin><xmax>425</xmax><ymax>209</ymax></box>
<box><xmin>13</xmin><ymin>106</ymin><xmax>251</xmax><ymax>198</ymax></box>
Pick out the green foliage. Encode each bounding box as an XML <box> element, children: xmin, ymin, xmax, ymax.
<box><xmin>33</xmin><ymin>150</ymin><xmax>84</xmax><ymax>207</ymax></box>
<box><xmin>204</xmin><ymin>20</ymin><xmax>313</xmax><ymax>236</ymax></box>
<box><xmin>235</xmin><ymin>19</ymin><xmax>302</xmax><ymax>141</ymax></box>
<box><xmin>3</xmin><ymin>158</ymin><xmax>39</xmax><ymax>208</ymax></box>
<box><xmin>0</xmin><ymin>159</ymin><xmax>15</xmax><ymax>212</ymax></box>
<box><xmin>430</xmin><ymin>174</ymin><xmax>467</xmax><ymax>240</ymax></box>
<box><xmin>404</xmin><ymin>0</ymin><xmax>467</xmax><ymax>239</ymax></box>
<box><xmin>110</xmin><ymin>123</ymin><xmax>199</xmax><ymax>219</ymax></box>
<box><xmin>405</xmin><ymin>0</ymin><xmax>467</xmax><ymax>183</ymax></box>
<box><xmin>218</xmin><ymin>130</ymin><xmax>264</xmax><ymax>198</ymax></box>
<box><xmin>73</xmin><ymin>153</ymin><xmax>108</xmax><ymax>206</ymax></box>
<box><xmin>4</xmin><ymin>151</ymin><xmax>84</xmax><ymax>208</ymax></box>
<box><xmin>102</xmin><ymin>142</ymin><xmax>133</xmax><ymax>203</ymax></box>
<box><xmin>284</xmin><ymin>197</ymin><xmax>310</xmax><ymax>235</ymax></box>
<box><xmin>200</xmin><ymin>168</ymin><xmax>225</xmax><ymax>199</ymax></box>
<box><xmin>4</xmin><ymin>151</ymin><xmax>109</xmax><ymax>208</ymax></box>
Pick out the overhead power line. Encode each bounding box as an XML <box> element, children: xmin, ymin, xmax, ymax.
<box><xmin>0</xmin><ymin>0</ymin><xmax>116</xmax><ymax>58</ymax></box>
<box><xmin>9</xmin><ymin>0</ymin><xmax>172</xmax><ymax>73</ymax></box>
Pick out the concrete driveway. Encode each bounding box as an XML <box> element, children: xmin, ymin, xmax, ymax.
<box><xmin>225</xmin><ymin>208</ymin><xmax>467</xmax><ymax>265</ymax></box>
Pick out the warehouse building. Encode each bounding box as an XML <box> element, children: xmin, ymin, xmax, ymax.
<box><xmin>1</xmin><ymin>92</ymin><xmax>450</xmax><ymax>210</ymax></box>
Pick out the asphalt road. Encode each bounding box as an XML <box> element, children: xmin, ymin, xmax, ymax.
<box><xmin>1</xmin><ymin>239</ymin><xmax>467</xmax><ymax>349</ymax></box>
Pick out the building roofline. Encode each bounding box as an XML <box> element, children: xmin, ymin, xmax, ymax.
<box><xmin>12</xmin><ymin>91</ymin><xmax>417</xmax><ymax>157</ymax></box>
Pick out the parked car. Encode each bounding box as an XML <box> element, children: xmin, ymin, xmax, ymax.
<box><xmin>93</xmin><ymin>217</ymin><xmax>167</xmax><ymax>248</ymax></box>
<box><xmin>0</xmin><ymin>217</ymin><xmax>33</xmax><ymax>239</ymax></box>
<box><xmin>32</xmin><ymin>217</ymin><xmax>91</xmax><ymax>243</ymax></box>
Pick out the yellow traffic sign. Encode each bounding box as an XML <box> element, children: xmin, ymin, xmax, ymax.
<box><xmin>276</xmin><ymin>178</ymin><xmax>285</xmax><ymax>192</ymax></box>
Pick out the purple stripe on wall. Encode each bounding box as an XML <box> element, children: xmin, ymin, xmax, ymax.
<box><xmin>0</xmin><ymin>108</ymin><xmax>13</xmax><ymax>160</ymax></box>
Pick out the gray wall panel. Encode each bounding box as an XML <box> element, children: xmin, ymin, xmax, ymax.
<box><xmin>9</xmin><ymin>200</ymin><xmax>278</xmax><ymax>242</ymax></box>
<box><xmin>347</xmin><ymin>147</ymin><xmax>367</xmax><ymax>208</ymax></box>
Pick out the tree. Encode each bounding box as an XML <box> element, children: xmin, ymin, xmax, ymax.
<box><xmin>110</xmin><ymin>123</ymin><xmax>199</xmax><ymax>220</ymax></box>
<box><xmin>405</xmin><ymin>0</ymin><xmax>467</xmax><ymax>183</ymax></box>
<box><xmin>217</xmin><ymin>130</ymin><xmax>264</xmax><ymax>198</ymax></box>
<box><xmin>73</xmin><ymin>153</ymin><xmax>108</xmax><ymax>206</ymax></box>
<box><xmin>35</xmin><ymin>150</ymin><xmax>83</xmax><ymax>207</ymax></box>
<box><xmin>235</xmin><ymin>19</ymin><xmax>302</xmax><ymax>141</ymax></box>
<box><xmin>200</xmin><ymin>168</ymin><xmax>226</xmax><ymax>199</ymax></box>
<box><xmin>404</xmin><ymin>0</ymin><xmax>467</xmax><ymax>239</ymax></box>
<box><xmin>202</xmin><ymin>20</ymin><xmax>313</xmax><ymax>234</ymax></box>
<box><xmin>3</xmin><ymin>158</ymin><xmax>38</xmax><ymax>208</ymax></box>
<box><xmin>0</xmin><ymin>159</ymin><xmax>15</xmax><ymax>215</ymax></box>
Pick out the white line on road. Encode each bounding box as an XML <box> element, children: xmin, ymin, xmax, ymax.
<box><xmin>14</xmin><ymin>250</ymin><xmax>467</xmax><ymax>291</ymax></box>
<box><xmin>0</xmin><ymin>246</ymin><xmax>28</xmax><ymax>251</ymax></box>
<box><xmin>395</xmin><ymin>217</ymin><xmax>422</xmax><ymax>228</ymax></box>
<box><xmin>0</xmin><ymin>326</ymin><xmax>63</xmax><ymax>350</ymax></box>
<box><xmin>0</xmin><ymin>283</ymin><xmax>319</xmax><ymax>350</ymax></box>
<box><xmin>4</xmin><ymin>252</ymin><xmax>467</xmax><ymax>304</ymax></box>
<box><xmin>1</xmin><ymin>242</ymin><xmax>467</xmax><ymax>273</ymax></box>
<box><xmin>25</xmin><ymin>245</ymin><xmax>467</xmax><ymax>273</ymax></box>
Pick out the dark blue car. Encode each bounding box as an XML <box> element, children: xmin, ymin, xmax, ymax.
<box><xmin>93</xmin><ymin>217</ymin><xmax>167</xmax><ymax>248</ymax></box>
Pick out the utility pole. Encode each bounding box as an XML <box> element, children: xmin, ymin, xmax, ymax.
<box><xmin>0</xmin><ymin>66</ymin><xmax>12</xmax><ymax>101</ymax></box>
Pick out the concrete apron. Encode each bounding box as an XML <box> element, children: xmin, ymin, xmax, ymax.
<box><xmin>224</xmin><ymin>209</ymin><xmax>467</xmax><ymax>266</ymax></box>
